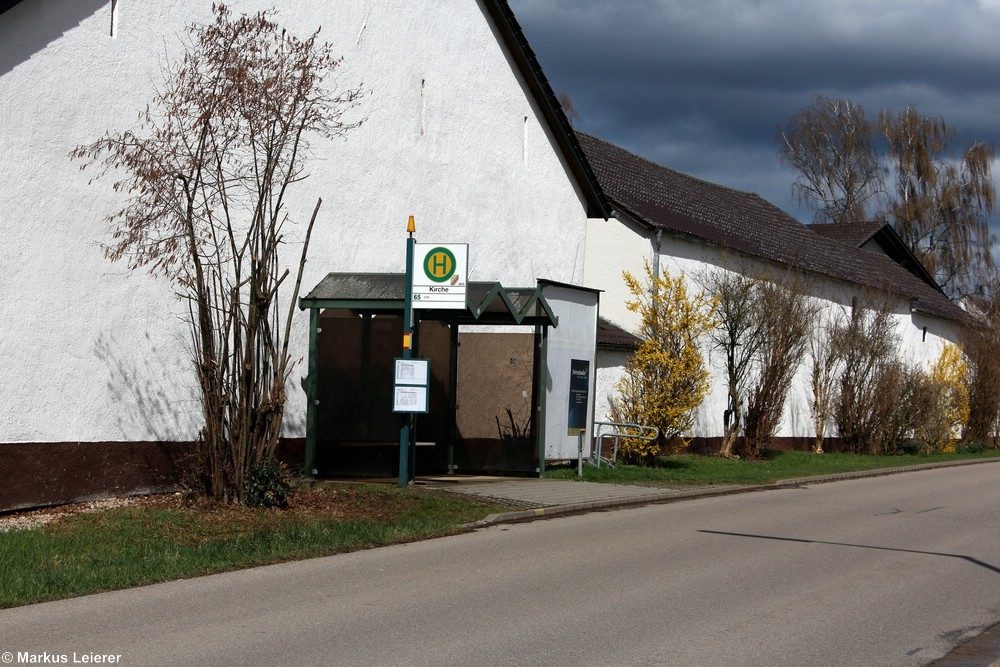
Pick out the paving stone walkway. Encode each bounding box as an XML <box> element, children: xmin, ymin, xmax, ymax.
<box><xmin>419</xmin><ymin>476</ymin><xmax>748</xmax><ymax>518</ymax></box>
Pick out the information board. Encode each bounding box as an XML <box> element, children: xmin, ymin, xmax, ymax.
<box><xmin>567</xmin><ymin>359</ymin><xmax>590</xmax><ymax>435</ymax></box>
<box><xmin>393</xmin><ymin>358</ymin><xmax>430</xmax><ymax>413</ymax></box>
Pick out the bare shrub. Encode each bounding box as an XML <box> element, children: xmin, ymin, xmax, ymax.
<box><xmin>962</xmin><ymin>297</ymin><xmax>1000</xmax><ymax>445</ymax></box>
<box><xmin>72</xmin><ymin>6</ymin><xmax>365</xmax><ymax>502</ymax></box>
<box><xmin>808</xmin><ymin>311</ymin><xmax>844</xmax><ymax>453</ymax></box>
<box><xmin>700</xmin><ymin>270</ymin><xmax>760</xmax><ymax>458</ymax></box>
<box><xmin>741</xmin><ymin>278</ymin><xmax>816</xmax><ymax>458</ymax></box>
<box><xmin>702</xmin><ymin>269</ymin><xmax>814</xmax><ymax>459</ymax></box>
<box><xmin>832</xmin><ymin>300</ymin><xmax>908</xmax><ymax>454</ymax></box>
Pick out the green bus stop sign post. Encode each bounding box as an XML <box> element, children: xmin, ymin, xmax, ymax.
<box><xmin>399</xmin><ymin>216</ymin><xmax>416</xmax><ymax>487</ymax></box>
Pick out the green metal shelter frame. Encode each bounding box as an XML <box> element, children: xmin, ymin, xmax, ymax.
<box><xmin>297</xmin><ymin>273</ymin><xmax>559</xmax><ymax>479</ymax></box>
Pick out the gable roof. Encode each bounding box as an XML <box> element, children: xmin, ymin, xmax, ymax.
<box><xmin>809</xmin><ymin>220</ymin><xmax>884</xmax><ymax>247</ymax></box>
<box><xmin>0</xmin><ymin>0</ymin><xmax>610</xmax><ymax>219</ymax></box>
<box><xmin>483</xmin><ymin>1</ymin><xmax>610</xmax><ymax>219</ymax></box>
<box><xmin>811</xmin><ymin>221</ymin><xmax>941</xmax><ymax>292</ymax></box>
<box><xmin>576</xmin><ymin>131</ymin><xmax>967</xmax><ymax>323</ymax></box>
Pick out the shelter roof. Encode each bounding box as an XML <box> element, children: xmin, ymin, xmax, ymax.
<box><xmin>300</xmin><ymin>273</ymin><xmax>558</xmax><ymax>327</ymax></box>
<box><xmin>576</xmin><ymin>131</ymin><xmax>967</xmax><ymax>324</ymax></box>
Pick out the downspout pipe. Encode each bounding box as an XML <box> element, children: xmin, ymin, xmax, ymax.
<box><xmin>653</xmin><ymin>228</ymin><xmax>663</xmax><ymax>281</ymax></box>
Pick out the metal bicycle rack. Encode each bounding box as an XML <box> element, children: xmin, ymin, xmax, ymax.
<box><xmin>590</xmin><ymin>421</ymin><xmax>659</xmax><ymax>469</ymax></box>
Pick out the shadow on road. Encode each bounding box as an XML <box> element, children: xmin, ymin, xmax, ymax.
<box><xmin>698</xmin><ymin>529</ymin><xmax>1000</xmax><ymax>575</ymax></box>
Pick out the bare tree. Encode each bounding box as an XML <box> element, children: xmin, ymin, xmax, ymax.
<box><xmin>777</xmin><ymin>95</ymin><xmax>885</xmax><ymax>224</ymax></box>
<box><xmin>778</xmin><ymin>98</ymin><xmax>997</xmax><ymax>299</ymax></box>
<box><xmin>700</xmin><ymin>269</ymin><xmax>761</xmax><ymax>458</ymax></box>
<box><xmin>741</xmin><ymin>277</ymin><xmax>816</xmax><ymax>458</ymax></box>
<box><xmin>72</xmin><ymin>6</ymin><xmax>364</xmax><ymax>502</ymax></box>
<box><xmin>807</xmin><ymin>311</ymin><xmax>844</xmax><ymax>453</ymax></box>
<box><xmin>880</xmin><ymin>107</ymin><xmax>996</xmax><ymax>298</ymax></box>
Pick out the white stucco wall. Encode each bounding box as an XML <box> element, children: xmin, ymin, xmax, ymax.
<box><xmin>586</xmin><ymin>213</ymin><xmax>962</xmax><ymax>442</ymax></box>
<box><xmin>0</xmin><ymin>0</ymin><xmax>593</xmax><ymax>444</ymax></box>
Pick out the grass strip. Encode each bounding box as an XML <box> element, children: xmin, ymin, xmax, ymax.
<box><xmin>0</xmin><ymin>485</ymin><xmax>506</xmax><ymax>609</ymax></box>
<box><xmin>543</xmin><ymin>449</ymin><xmax>1000</xmax><ymax>486</ymax></box>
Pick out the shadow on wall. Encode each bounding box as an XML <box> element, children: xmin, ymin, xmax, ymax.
<box><xmin>0</xmin><ymin>328</ymin><xmax>311</xmax><ymax>511</ymax></box>
<box><xmin>0</xmin><ymin>0</ymin><xmax>108</xmax><ymax>78</ymax></box>
<box><xmin>93</xmin><ymin>331</ymin><xmax>197</xmax><ymax>442</ymax></box>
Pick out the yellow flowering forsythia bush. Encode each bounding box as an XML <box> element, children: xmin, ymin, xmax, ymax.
<box><xmin>920</xmin><ymin>343</ymin><xmax>970</xmax><ymax>451</ymax></box>
<box><xmin>610</xmin><ymin>262</ymin><xmax>715</xmax><ymax>464</ymax></box>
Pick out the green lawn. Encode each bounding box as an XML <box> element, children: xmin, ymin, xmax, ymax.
<box><xmin>544</xmin><ymin>449</ymin><xmax>1000</xmax><ymax>486</ymax></box>
<box><xmin>0</xmin><ymin>485</ymin><xmax>508</xmax><ymax>610</ymax></box>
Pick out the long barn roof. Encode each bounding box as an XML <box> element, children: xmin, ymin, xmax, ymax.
<box><xmin>577</xmin><ymin>131</ymin><xmax>966</xmax><ymax>323</ymax></box>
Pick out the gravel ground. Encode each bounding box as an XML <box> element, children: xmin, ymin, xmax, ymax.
<box><xmin>0</xmin><ymin>497</ymin><xmax>141</xmax><ymax>533</ymax></box>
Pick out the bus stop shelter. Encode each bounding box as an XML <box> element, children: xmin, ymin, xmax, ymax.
<box><xmin>298</xmin><ymin>273</ymin><xmax>598</xmax><ymax>479</ymax></box>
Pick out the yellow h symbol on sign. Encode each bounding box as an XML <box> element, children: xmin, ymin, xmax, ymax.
<box><xmin>424</xmin><ymin>247</ymin><xmax>457</xmax><ymax>282</ymax></box>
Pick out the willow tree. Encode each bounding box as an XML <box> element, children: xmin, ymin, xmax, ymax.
<box><xmin>72</xmin><ymin>6</ymin><xmax>364</xmax><ymax>502</ymax></box>
<box><xmin>778</xmin><ymin>98</ymin><xmax>996</xmax><ymax>299</ymax></box>
<box><xmin>880</xmin><ymin>107</ymin><xmax>996</xmax><ymax>298</ymax></box>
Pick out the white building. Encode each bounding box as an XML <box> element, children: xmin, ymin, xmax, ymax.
<box><xmin>0</xmin><ymin>1</ymin><xmax>969</xmax><ymax>509</ymax></box>
<box><xmin>0</xmin><ymin>0</ymin><xmax>609</xmax><ymax>508</ymax></box>
<box><xmin>579</xmin><ymin>132</ymin><xmax>967</xmax><ymax>451</ymax></box>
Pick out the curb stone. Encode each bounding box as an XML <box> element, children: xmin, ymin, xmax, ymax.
<box><xmin>467</xmin><ymin>456</ymin><xmax>1000</xmax><ymax>526</ymax></box>
<box><xmin>469</xmin><ymin>484</ymin><xmax>751</xmax><ymax>526</ymax></box>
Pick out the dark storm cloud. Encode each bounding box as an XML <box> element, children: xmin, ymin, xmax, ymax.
<box><xmin>508</xmin><ymin>0</ymin><xmax>1000</xmax><ymax>223</ymax></box>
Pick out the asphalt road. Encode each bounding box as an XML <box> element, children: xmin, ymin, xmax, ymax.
<box><xmin>1</xmin><ymin>464</ymin><xmax>998</xmax><ymax>666</ymax></box>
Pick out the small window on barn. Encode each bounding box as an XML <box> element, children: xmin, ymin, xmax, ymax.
<box><xmin>523</xmin><ymin>116</ymin><xmax>528</xmax><ymax>165</ymax></box>
<box><xmin>420</xmin><ymin>79</ymin><xmax>427</xmax><ymax>137</ymax></box>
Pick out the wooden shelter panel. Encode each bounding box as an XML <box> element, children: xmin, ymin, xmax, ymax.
<box><xmin>455</xmin><ymin>332</ymin><xmax>537</xmax><ymax>472</ymax></box>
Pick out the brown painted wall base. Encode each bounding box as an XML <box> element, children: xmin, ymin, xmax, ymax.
<box><xmin>1</xmin><ymin>439</ymin><xmax>308</xmax><ymax>513</ymax></box>
<box><xmin>686</xmin><ymin>436</ymin><xmax>842</xmax><ymax>455</ymax></box>
<box><xmin>0</xmin><ymin>434</ymin><xmax>851</xmax><ymax>512</ymax></box>
<box><xmin>0</xmin><ymin>441</ymin><xmax>193</xmax><ymax>513</ymax></box>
